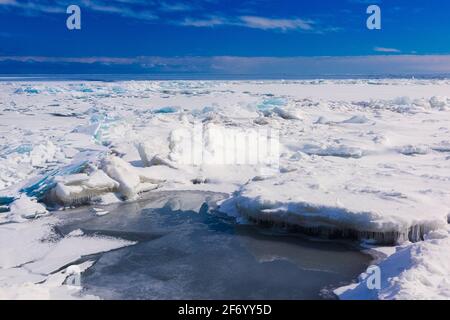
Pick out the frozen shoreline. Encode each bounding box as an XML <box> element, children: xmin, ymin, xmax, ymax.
<box><xmin>1</xmin><ymin>79</ymin><xmax>449</xmax><ymax>299</ymax></box>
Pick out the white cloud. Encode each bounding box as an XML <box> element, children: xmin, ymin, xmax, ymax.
<box><xmin>180</xmin><ymin>16</ymin><xmax>227</xmax><ymax>27</ymax></box>
<box><xmin>0</xmin><ymin>0</ymin><xmax>17</xmax><ymax>4</ymax></box>
<box><xmin>0</xmin><ymin>0</ymin><xmax>65</xmax><ymax>13</ymax></box>
<box><xmin>80</xmin><ymin>0</ymin><xmax>157</xmax><ymax>20</ymax></box>
<box><xmin>0</xmin><ymin>0</ymin><xmax>157</xmax><ymax>20</ymax></box>
<box><xmin>179</xmin><ymin>15</ymin><xmax>316</xmax><ymax>31</ymax></box>
<box><xmin>0</xmin><ymin>1</ymin><xmax>324</xmax><ymax>32</ymax></box>
<box><xmin>239</xmin><ymin>16</ymin><xmax>314</xmax><ymax>31</ymax></box>
<box><xmin>159</xmin><ymin>2</ymin><xmax>195</xmax><ymax>12</ymax></box>
<box><xmin>374</xmin><ymin>47</ymin><xmax>401</xmax><ymax>53</ymax></box>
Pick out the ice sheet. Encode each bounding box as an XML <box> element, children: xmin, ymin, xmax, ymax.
<box><xmin>1</xmin><ymin>79</ymin><xmax>450</xmax><ymax>299</ymax></box>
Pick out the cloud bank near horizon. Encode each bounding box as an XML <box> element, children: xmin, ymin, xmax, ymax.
<box><xmin>1</xmin><ymin>55</ymin><xmax>450</xmax><ymax>76</ymax></box>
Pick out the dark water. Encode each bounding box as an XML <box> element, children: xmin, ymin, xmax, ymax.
<box><xmin>56</xmin><ymin>191</ymin><xmax>371</xmax><ymax>300</ymax></box>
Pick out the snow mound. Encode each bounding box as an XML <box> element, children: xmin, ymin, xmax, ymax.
<box><xmin>338</xmin><ymin>228</ymin><xmax>450</xmax><ymax>300</ymax></box>
<box><xmin>341</xmin><ymin>115</ymin><xmax>370</xmax><ymax>124</ymax></box>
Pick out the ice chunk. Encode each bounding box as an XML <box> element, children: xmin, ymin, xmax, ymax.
<box><xmin>136</xmin><ymin>142</ymin><xmax>152</xmax><ymax>167</ymax></box>
<box><xmin>191</xmin><ymin>106</ymin><xmax>215</xmax><ymax>117</ymax></box>
<box><xmin>14</xmin><ymin>87</ymin><xmax>40</xmax><ymax>94</ymax></box>
<box><xmin>111</xmin><ymin>86</ymin><xmax>127</xmax><ymax>95</ymax></box>
<box><xmin>257</xmin><ymin>97</ymin><xmax>287</xmax><ymax>111</ymax></box>
<box><xmin>432</xmin><ymin>141</ymin><xmax>450</xmax><ymax>153</ymax></box>
<box><xmin>429</xmin><ymin>96</ymin><xmax>448</xmax><ymax>110</ymax></box>
<box><xmin>92</xmin><ymin>208</ymin><xmax>109</xmax><ymax>216</ymax></box>
<box><xmin>95</xmin><ymin>192</ymin><xmax>122</xmax><ymax>205</ymax></box>
<box><xmin>301</xmin><ymin>144</ymin><xmax>365</xmax><ymax>159</ymax></box>
<box><xmin>0</xmin><ymin>214</ymin><xmax>135</xmax><ymax>299</ymax></box>
<box><xmin>55</xmin><ymin>173</ymin><xmax>89</xmax><ymax>185</ymax></box>
<box><xmin>29</xmin><ymin>141</ymin><xmax>57</xmax><ymax>167</ymax></box>
<box><xmin>1</xmin><ymin>144</ymin><xmax>33</xmax><ymax>156</ymax></box>
<box><xmin>20</xmin><ymin>160</ymin><xmax>89</xmax><ymax>200</ymax></box>
<box><xmin>341</xmin><ymin>115</ymin><xmax>370</xmax><ymax>124</ymax></box>
<box><xmin>102</xmin><ymin>156</ymin><xmax>141</xmax><ymax>200</ymax></box>
<box><xmin>147</xmin><ymin>155</ymin><xmax>178</xmax><ymax>169</ymax></box>
<box><xmin>24</xmin><ymin>234</ymin><xmax>135</xmax><ymax>275</ymax></box>
<box><xmin>0</xmin><ymin>261</ymin><xmax>99</xmax><ymax>300</ymax></box>
<box><xmin>49</xmin><ymin>170</ymin><xmax>119</xmax><ymax>206</ymax></box>
<box><xmin>72</xmin><ymin>123</ymin><xmax>101</xmax><ymax>137</ymax></box>
<box><xmin>153</xmin><ymin>106</ymin><xmax>181</xmax><ymax>114</ymax></box>
<box><xmin>219</xmin><ymin>168</ymin><xmax>448</xmax><ymax>245</ymax></box>
<box><xmin>72</xmin><ymin>83</ymin><xmax>94</xmax><ymax>93</ymax></box>
<box><xmin>254</xmin><ymin>117</ymin><xmax>270</xmax><ymax>125</ymax></box>
<box><xmin>272</xmin><ymin>107</ymin><xmax>302</xmax><ymax>120</ymax></box>
<box><xmin>0</xmin><ymin>195</ymin><xmax>16</xmax><ymax>206</ymax></box>
<box><xmin>8</xmin><ymin>196</ymin><xmax>48</xmax><ymax>221</ymax></box>
<box><xmin>102</xmin><ymin>156</ymin><xmax>158</xmax><ymax>200</ymax></box>
<box><xmin>397</xmin><ymin>145</ymin><xmax>429</xmax><ymax>156</ymax></box>
<box><xmin>256</xmin><ymin>98</ymin><xmax>297</xmax><ymax>120</ymax></box>
<box><xmin>0</xmin><ymin>140</ymin><xmax>63</xmax><ymax>191</ymax></box>
<box><xmin>67</xmin><ymin>229</ymin><xmax>84</xmax><ymax>237</ymax></box>
<box><xmin>139</xmin><ymin>165</ymin><xmax>192</xmax><ymax>184</ymax></box>
<box><xmin>315</xmin><ymin>116</ymin><xmax>330</xmax><ymax>125</ymax></box>
<box><xmin>393</xmin><ymin>96</ymin><xmax>412</xmax><ymax>105</ymax></box>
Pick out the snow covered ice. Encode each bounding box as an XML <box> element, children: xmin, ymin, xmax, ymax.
<box><xmin>0</xmin><ymin>217</ymin><xmax>134</xmax><ymax>299</ymax></box>
<box><xmin>1</xmin><ymin>79</ymin><xmax>450</xmax><ymax>299</ymax></box>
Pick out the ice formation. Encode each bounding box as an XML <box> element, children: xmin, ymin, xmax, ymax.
<box><xmin>0</xmin><ymin>217</ymin><xmax>135</xmax><ymax>299</ymax></box>
<box><xmin>102</xmin><ymin>156</ymin><xmax>158</xmax><ymax>200</ymax></box>
<box><xmin>337</xmin><ymin>227</ymin><xmax>450</xmax><ymax>300</ymax></box>
<box><xmin>49</xmin><ymin>170</ymin><xmax>119</xmax><ymax>206</ymax></box>
<box><xmin>1</xmin><ymin>79</ymin><xmax>450</xmax><ymax>299</ymax></box>
<box><xmin>7</xmin><ymin>195</ymin><xmax>48</xmax><ymax>222</ymax></box>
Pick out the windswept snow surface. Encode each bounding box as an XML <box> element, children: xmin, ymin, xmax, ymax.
<box><xmin>1</xmin><ymin>79</ymin><xmax>450</xmax><ymax>299</ymax></box>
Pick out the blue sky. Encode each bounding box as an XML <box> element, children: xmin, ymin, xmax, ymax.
<box><xmin>1</xmin><ymin>0</ymin><xmax>450</xmax><ymax>75</ymax></box>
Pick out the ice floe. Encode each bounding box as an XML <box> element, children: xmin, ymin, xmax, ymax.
<box><xmin>0</xmin><ymin>217</ymin><xmax>135</xmax><ymax>299</ymax></box>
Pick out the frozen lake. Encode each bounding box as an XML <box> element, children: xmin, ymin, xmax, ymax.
<box><xmin>55</xmin><ymin>191</ymin><xmax>372</xmax><ymax>300</ymax></box>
